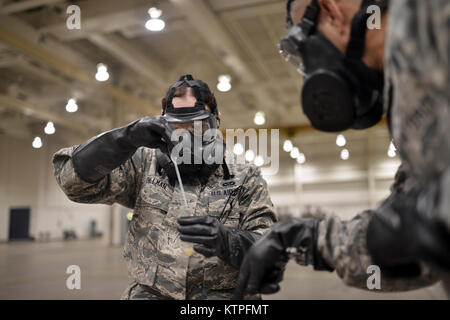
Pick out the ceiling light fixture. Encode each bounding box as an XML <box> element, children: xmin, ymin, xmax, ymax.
<box><xmin>283</xmin><ymin>140</ymin><xmax>293</xmax><ymax>152</ymax></box>
<box><xmin>388</xmin><ymin>141</ymin><xmax>396</xmax><ymax>158</ymax></box>
<box><xmin>95</xmin><ymin>63</ymin><xmax>110</xmax><ymax>82</ymax></box>
<box><xmin>217</xmin><ymin>75</ymin><xmax>232</xmax><ymax>92</ymax></box>
<box><xmin>245</xmin><ymin>150</ymin><xmax>255</xmax><ymax>162</ymax></box>
<box><xmin>297</xmin><ymin>153</ymin><xmax>306</xmax><ymax>164</ymax></box>
<box><xmin>254</xmin><ymin>112</ymin><xmax>266</xmax><ymax>126</ymax></box>
<box><xmin>387</xmin><ymin>149</ymin><xmax>396</xmax><ymax>158</ymax></box>
<box><xmin>336</xmin><ymin>134</ymin><xmax>346</xmax><ymax>147</ymax></box>
<box><xmin>66</xmin><ymin>98</ymin><xmax>78</xmax><ymax>113</ymax></box>
<box><xmin>145</xmin><ymin>7</ymin><xmax>165</xmax><ymax>32</ymax></box>
<box><xmin>254</xmin><ymin>156</ymin><xmax>264</xmax><ymax>167</ymax></box>
<box><xmin>340</xmin><ymin>148</ymin><xmax>349</xmax><ymax>160</ymax></box>
<box><xmin>32</xmin><ymin>137</ymin><xmax>43</xmax><ymax>149</ymax></box>
<box><xmin>44</xmin><ymin>122</ymin><xmax>55</xmax><ymax>135</ymax></box>
<box><xmin>233</xmin><ymin>143</ymin><xmax>244</xmax><ymax>155</ymax></box>
<box><xmin>290</xmin><ymin>147</ymin><xmax>300</xmax><ymax>159</ymax></box>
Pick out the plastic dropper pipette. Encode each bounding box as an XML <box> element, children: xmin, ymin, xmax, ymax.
<box><xmin>171</xmin><ymin>155</ymin><xmax>194</xmax><ymax>257</ymax></box>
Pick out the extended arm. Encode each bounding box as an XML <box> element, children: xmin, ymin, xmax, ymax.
<box><xmin>53</xmin><ymin>116</ymin><xmax>171</xmax><ymax>208</ymax></box>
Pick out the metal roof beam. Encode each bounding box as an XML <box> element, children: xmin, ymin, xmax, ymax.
<box><xmin>87</xmin><ymin>33</ymin><xmax>167</xmax><ymax>89</ymax></box>
<box><xmin>0</xmin><ymin>94</ymin><xmax>92</xmax><ymax>134</ymax></box>
<box><xmin>0</xmin><ymin>0</ymin><xmax>63</xmax><ymax>15</ymax></box>
<box><xmin>0</xmin><ymin>16</ymin><xmax>160</xmax><ymax>116</ymax></box>
<box><xmin>169</xmin><ymin>0</ymin><xmax>280</xmax><ymax>125</ymax></box>
<box><xmin>38</xmin><ymin>0</ymin><xmax>181</xmax><ymax>41</ymax></box>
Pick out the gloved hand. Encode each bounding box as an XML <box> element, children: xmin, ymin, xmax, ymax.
<box><xmin>125</xmin><ymin>116</ymin><xmax>173</xmax><ymax>150</ymax></box>
<box><xmin>177</xmin><ymin>216</ymin><xmax>261</xmax><ymax>269</ymax></box>
<box><xmin>233</xmin><ymin>218</ymin><xmax>333</xmax><ymax>299</ymax></box>
<box><xmin>367</xmin><ymin>183</ymin><xmax>450</xmax><ymax>275</ymax></box>
<box><xmin>72</xmin><ymin>116</ymin><xmax>173</xmax><ymax>183</ymax></box>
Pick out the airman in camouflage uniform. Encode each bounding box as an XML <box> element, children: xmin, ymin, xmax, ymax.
<box><xmin>53</xmin><ymin>76</ymin><xmax>276</xmax><ymax>300</ymax></box>
<box><xmin>235</xmin><ymin>0</ymin><xmax>449</xmax><ymax>298</ymax></box>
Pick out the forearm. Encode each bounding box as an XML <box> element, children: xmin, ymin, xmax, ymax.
<box><xmin>53</xmin><ymin>146</ymin><xmax>112</xmax><ymax>203</ymax></box>
<box><xmin>71</xmin><ymin>116</ymin><xmax>171</xmax><ymax>183</ymax></box>
<box><xmin>317</xmin><ymin>211</ymin><xmax>374</xmax><ymax>288</ymax></box>
<box><xmin>217</xmin><ymin>212</ymin><xmax>275</xmax><ymax>269</ymax></box>
<box><xmin>229</xmin><ymin>166</ymin><xmax>276</xmax><ymax>267</ymax></box>
<box><xmin>224</xmin><ymin>228</ymin><xmax>262</xmax><ymax>269</ymax></box>
<box><xmin>72</xmin><ymin>124</ymin><xmax>138</xmax><ymax>183</ymax></box>
<box><xmin>318</xmin><ymin>211</ymin><xmax>440</xmax><ymax>291</ymax></box>
<box><xmin>53</xmin><ymin>146</ymin><xmax>145</xmax><ymax>208</ymax></box>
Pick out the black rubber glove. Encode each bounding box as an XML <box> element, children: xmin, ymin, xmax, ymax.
<box><xmin>72</xmin><ymin>116</ymin><xmax>172</xmax><ymax>183</ymax></box>
<box><xmin>367</xmin><ymin>183</ymin><xmax>450</xmax><ymax>276</ymax></box>
<box><xmin>177</xmin><ymin>216</ymin><xmax>261</xmax><ymax>269</ymax></box>
<box><xmin>233</xmin><ymin>218</ymin><xmax>333</xmax><ymax>299</ymax></box>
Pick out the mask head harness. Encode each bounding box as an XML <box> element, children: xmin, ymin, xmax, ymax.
<box><xmin>157</xmin><ymin>75</ymin><xmax>230</xmax><ymax>185</ymax></box>
<box><xmin>282</xmin><ymin>0</ymin><xmax>388</xmax><ymax>132</ymax></box>
<box><xmin>163</xmin><ymin>74</ymin><xmax>218</xmax><ymax>117</ymax></box>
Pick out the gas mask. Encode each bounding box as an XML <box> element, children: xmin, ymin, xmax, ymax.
<box><xmin>157</xmin><ymin>75</ymin><xmax>225</xmax><ymax>183</ymax></box>
<box><xmin>279</xmin><ymin>0</ymin><xmax>388</xmax><ymax>132</ymax></box>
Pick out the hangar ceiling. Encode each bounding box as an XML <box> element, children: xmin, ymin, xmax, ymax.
<box><xmin>0</xmin><ymin>0</ymin><xmax>307</xmax><ymax>139</ymax></box>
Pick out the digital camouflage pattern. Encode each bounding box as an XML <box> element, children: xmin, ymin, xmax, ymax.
<box><xmin>53</xmin><ymin>146</ymin><xmax>276</xmax><ymax>300</ymax></box>
<box><xmin>317</xmin><ymin>165</ymin><xmax>441</xmax><ymax>291</ymax></box>
<box><xmin>315</xmin><ymin>0</ymin><xmax>449</xmax><ymax>292</ymax></box>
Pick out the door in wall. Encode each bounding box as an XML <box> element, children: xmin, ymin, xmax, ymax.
<box><xmin>9</xmin><ymin>208</ymin><xmax>30</xmax><ymax>241</ymax></box>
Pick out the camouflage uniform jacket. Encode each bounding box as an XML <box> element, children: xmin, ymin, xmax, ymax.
<box><xmin>53</xmin><ymin>146</ymin><xmax>276</xmax><ymax>299</ymax></box>
<box><xmin>315</xmin><ymin>0</ymin><xmax>449</xmax><ymax>291</ymax></box>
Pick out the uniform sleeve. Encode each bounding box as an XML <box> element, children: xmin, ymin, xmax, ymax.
<box><xmin>316</xmin><ymin>164</ymin><xmax>440</xmax><ymax>291</ymax></box>
<box><xmin>238</xmin><ymin>165</ymin><xmax>277</xmax><ymax>234</ymax></box>
<box><xmin>52</xmin><ymin>146</ymin><xmax>150</xmax><ymax>209</ymax></box>
<box><xmin>386</xmin><ymin>0</ymin><xmax>450</xmax><ymax>179</ymax></box>
<box><xmin>438</xmin><ymin>168</ymin><xmax>450</xmax><ymax>233</ymax></box>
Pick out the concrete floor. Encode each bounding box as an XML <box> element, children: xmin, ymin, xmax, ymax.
<box><xmin>0</xmin><ymin>239</ymin><xmax>447</xmax><ymax>300</ymax></box>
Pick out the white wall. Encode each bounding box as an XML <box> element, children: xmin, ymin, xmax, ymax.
<box><xmin>0</xmin><ymin>133</ymin><xmax>111</xmax><ymax>242</ymax></box>
<box><xmin>266</xmin><ymin>155</ymin><xmax>400</xmax><ymax>220</ymax></box>
<box><xmin>0</xmin><ymin>124</ymin><xmax>400</xmax><ymax>242</ymax></box>
<box><xmin>262</xmin><ymin>127</ymin><xmax>401</xmax><ymax>221</ymax></box>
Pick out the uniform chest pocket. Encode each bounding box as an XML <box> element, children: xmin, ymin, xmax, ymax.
<box><xmin>207</xmin><ymin>191</ymin><xmax>241</xmax><ymax>228</ymax></box>
<box><xmin>135</xmin><ymin>176</ymin><xmax>172</xmax><ymax>225</ymax></box>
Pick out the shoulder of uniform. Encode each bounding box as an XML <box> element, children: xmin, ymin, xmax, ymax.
<box><xmin>135</xmin><ymin>146</ymin><xmax>156</xmax><ymax>158</ymax></box>
<box><xmin>53</xmin><ymin>145</ymin><xmax>77</xmax><ymax>157</ymax></box>
<box><xmin>131</xmin><ymin>147</ymin><xmax>158</xmax><ymax>171</ymax></box>
<box><xmin>226</xmin><ymin>160</ymin><xmax>260</xmax><ymax>179</ymax></box>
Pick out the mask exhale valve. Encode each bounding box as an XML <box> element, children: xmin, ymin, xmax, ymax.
<box><xmin>280</xmin><ymin>0</ymin><xmax>387</xmax><ymax>132</ymax></box>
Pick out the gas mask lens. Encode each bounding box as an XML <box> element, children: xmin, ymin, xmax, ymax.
<box><xmin>165</xmin><ymin>113</ymin><xmax>219</xmax><ymax>144</ymax></box>
<box><xmin>278</xmin><ymin>24</ymin><xmax>307</xmax><ymax>75</ymax></box>
<box><xmin>169</xmin><ymin>120</ymin><xmax>209</xmax><ymax>135</ymax></box>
